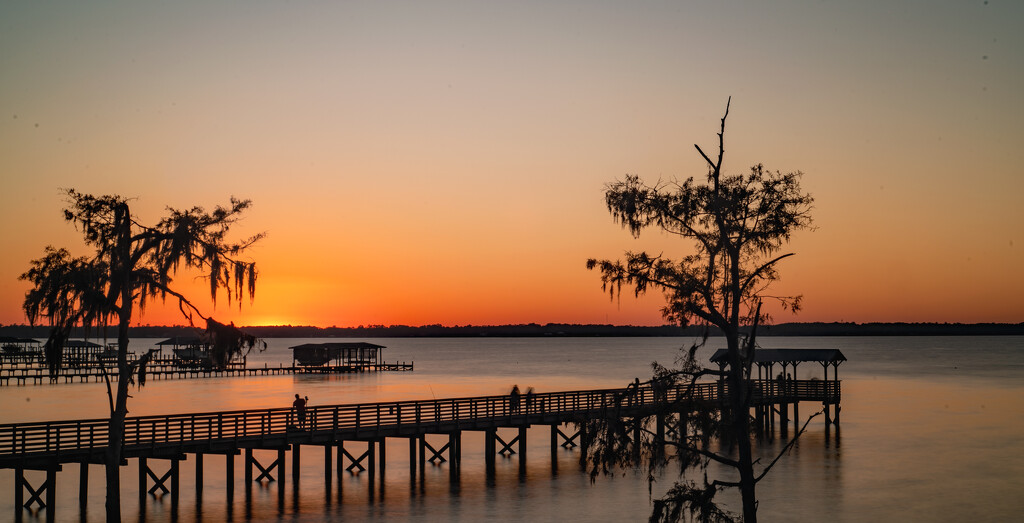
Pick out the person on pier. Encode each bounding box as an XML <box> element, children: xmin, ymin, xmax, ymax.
<box><xmin>510</xmin><ymin>385</ymin><xmax>521</xmax><ymax>413</ymax></box>
<box><xmin>293</xmin><ymin>394</ymin><xmax>309</xmax><ymax>429</ymax></box>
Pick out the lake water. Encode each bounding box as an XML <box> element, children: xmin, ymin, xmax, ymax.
<box><xmin>1</xmin><ymin>336</ymin><xmax>1022</xmax><ymax>522</ymax></box>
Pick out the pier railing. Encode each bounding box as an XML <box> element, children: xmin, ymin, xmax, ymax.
<box><xmin>0</xmin><ymin>379</ymin><xmax>839</xmax><ymax>465</ymax></box>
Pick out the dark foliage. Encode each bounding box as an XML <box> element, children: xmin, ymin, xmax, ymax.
<box><xmin>586</xmin><ymin>99</ymin><xmax>813</xmax><ymax>522</ymax></box>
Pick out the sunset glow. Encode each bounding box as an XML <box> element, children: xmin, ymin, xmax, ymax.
<box><xmin>1</xmin><ymin>1</ymin><xmax>1021</xmax><ymax>327</ymax></box>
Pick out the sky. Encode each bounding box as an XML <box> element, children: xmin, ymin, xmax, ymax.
<box><xmin>1</xmin><ymin>0</ymin><xmax>1021</xmax><ymax>328</ymax></box>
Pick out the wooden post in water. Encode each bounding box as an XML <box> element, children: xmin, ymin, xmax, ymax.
<box><xmin>457</xmin><ymin>432</ymin><xmax>464</xmax><ymax>478</ymax></box>
<box><xmin>823</xmin><ymin>362</ymin><xmax>832</xmax><ymax>427</ymax></box>
<box><xmin>780</xmin><ymin>400</ymin><xmax>789</xmax><ymax>438</ymax></box>
<box><xmin>292</xmin><ymin>444</ymin><xmax>301</xmax><ymax>485</ymax></box>
<box><xmin>448</xmin><ymin>432</ymin><xmax>458</xmax><ymax>480</ymax></box>
<box><xmin>277</xmin><ymin>448</ymin><xmax>287</xmax><ymax>498</ymax></box>
<box><xmin>579</xmin><ymin>423</ymin><xmax>588</xmax><ymax>465</ymax></box>
<box><xmin>485</xmin><ymin>428</ymin><xmax>496</xmax><ymax>475</ymax></box>
<box><xmin>79</xmin><ymin>462</ymin><xmax>88</xmax><ymax>514</ymax></box>
<box><xmin>226</xmin><ymin>452</ymin><xmax>235</xmax><ymax>504</ymax></box>
<box><xmin>195</xmin><ymin>453</ymin><xmax>203</xmax><ymax>501</ymax></box>
<box><xmin>45</xmin><ymin>466</ymin><xmax>56</xmax><ymax>523</ymax></box>
<box><xmin>170</xmin><ymin>457</ymin><xmax>180</xmax><ymax>513</ymax></box>
<box><xmin>138</xmin><ymin>457</ymin><xmax>147</xmax><ymax>506</ymax></box>
<box><xmin>550</xmin><ymin>424</ymin><xmax>558</xmax><ymax>471</ymax></box>
<box><xmin>324</xmin><ymin>444</ymin><xmax>333</xmax><ymax>489</ymax></box>
<box><xmin>408</xmin><ymin>437</ymin><xmax>417</xmax><ymax>481</ymax></box>
<box><xmin>368</xmin><ymin>440</ymin><xmax>376</xmax><ymax>486</ymax></box>
<box><xmin>244</xmin><ymin>449</ymin><xmax>253</xmax><ymax>485</ymax></box>
<box><xmin>379</xmin><ymin>438</ymin><xmax>387</xmax><ymax>482</ymax></box>
<box><xmin>794</xmin><ymin>400</ymin><xmax>800</xmax><ymax>431</ymax></box>
<box><xmin>518</xmin><ymin>426</ymin><xmax>527</xmax><ymax>473</ymax></box>
<box><xmin>834</xmin><ymin>363</ymin><xmax>841</xmax><ymax>426</ymax></box>
<box><xmin>14</xmin><ymin>467</ymin><xmax>23</xmax><ymax>523</ymax></box>
<box><xmin>335</xmin><ymin>441</ymin><xmax>344</xmax><ymax>503</ymax></box>
<box><xmin>418</xmin><ymin>435</ymin><xmax>426</xmax><ymax>478</ymax></box>
<box><xmin>336</xmin><ymin>440</ymin><xmax>344</xmax><ymax>478</ymax></box>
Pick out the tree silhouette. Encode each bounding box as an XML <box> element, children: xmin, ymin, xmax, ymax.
<box><xmin>21</xmin><ymin>246</ymin><xmax>110</xmax><ymax>377</ymax></box>
<box><xmin>20</xmin><ymin>190</ymin><xmax>264</xmax><ymax>522</ymax></box>
<box><xmin>587</xmin><ymin>99</ymin><xmax>813</xmax><ymax>522</ymax></box>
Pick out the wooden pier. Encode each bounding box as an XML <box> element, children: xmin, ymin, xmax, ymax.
<box><xmin>0</xmin><ymin>359</ymin><xmax>414</xmax><ymax>386</ymax></box>
<box><xmin>0</xmin><ymin>379</ymin><xmax>840</xmax><ymax>521</ymax></box>
<box><xmin>0</xmin><ymin>341</ymin><xmax>413</xmax><ymax>386</ymax></box>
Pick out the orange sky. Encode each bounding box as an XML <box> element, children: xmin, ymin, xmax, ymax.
<box><xmin>1</xmin><ymin>2</ymin><xmax>1022</xmax><ymax>328</ymax></box>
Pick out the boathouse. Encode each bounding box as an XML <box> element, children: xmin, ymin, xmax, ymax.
<box><xmin>709</xmin><ymin>348</ymin><xmax>846</xmax><ymax>381</ymax></box>
<box><xmin>0</xmin><ymin>337</ymin><xmax>41</xmax><ymax>355</ymax></box>
<box><xmin>289</xmin><ymin>342</ymin><xmax>387</xmax><ymax>370</ymax></box>
<box><xmin>61</xmin><ymin>340</ymin><xmax>110</xmax><ymax>367</ymax></box>
<box><xmin>0</xmin><ymin>337</ymin><xmax>43</xmax><ymax>367</ymax></box>
<box><xmin>156</xmin><ymin>337</ymin><xmax>246</xmax><ymax>369</ymax></box>
<box><xmin>709</xmin><ymin>348</ymin><xmax>846</xmax><ymax>430</ymax></box>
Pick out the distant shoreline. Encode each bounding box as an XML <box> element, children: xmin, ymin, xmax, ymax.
<box><xmin>2</xmin><ymin>322</ymin><xmax>1023</xmax><ymax>339</ymax></box>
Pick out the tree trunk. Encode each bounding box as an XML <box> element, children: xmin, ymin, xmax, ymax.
<box><xmin>725</xmin><ymin>326</ymin><xmax>757</xmax><ymax>522</ymax></box>
<box><xmin>106</xmin><ymin>205</ymin><xmax>133</xmax><ymax>523</ymax></box>
<box><xmin>104</xmin><ymin>396</ymin><xmax>126</xmax><ymax>522</ymax></box>
<box><xmin>105</xmin><ymin>312</ymin><xmax>132</xmax><ymax>521</ymax></box>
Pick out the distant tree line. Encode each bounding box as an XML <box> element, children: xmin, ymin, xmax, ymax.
<box><xmin>2</xmin><ymin>321</ymin><xmax>1022</xmax><ymax>339</ymax></box>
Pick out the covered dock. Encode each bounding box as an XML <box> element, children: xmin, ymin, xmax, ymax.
<box><xmin>709</xmin><ymin>348</ymin><xmax>846</xmax><ymax>382</ymax></box>
<box><xmin>289</xmin><ymin>342</ymin><xmax>410</xmax><ymax>372</ymax></box>
<box><xmin>61</xmin><ymin>340</ymin><xmax>112</xmax><ymax>367</ymax></box>
<box><xmin>156</xmin><ymin>337</ymin><xmax>245</xmax><ymax>369</ymax></box>
<box><xmin>0</xmin><ymin>337</ymin><xmax>43</xmax><ymax>366</ymax></box>
<box><xmin>709</xmin><ymin>348</ymin><xmax>846</xmax><ymax>431</ymax></box>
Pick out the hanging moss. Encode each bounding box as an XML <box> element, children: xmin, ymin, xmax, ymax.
<box><xmin>204</xmin><ymin>318</ymin><xmax>265</xmax><ymax>370</ymax></box>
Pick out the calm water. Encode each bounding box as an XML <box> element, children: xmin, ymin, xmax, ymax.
<box><xmin>1</xmin><ymin>336</ymin><xmax>1022</xmax><ymax>522</ymax></box>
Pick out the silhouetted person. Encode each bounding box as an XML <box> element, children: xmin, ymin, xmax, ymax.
<box><xmin>525</xmin><ymin>387</ymin><xmax>535</xmax><ymax>413</ymax></box>
<box><xmin>293</xmin><ymin>394</ymin><xmax>309</xmax><ymax>429</ymax></box>
<box><xmin>510</xmin><ymin>385</ymin><xmax>521</xmax><ymax>413</ymax></box>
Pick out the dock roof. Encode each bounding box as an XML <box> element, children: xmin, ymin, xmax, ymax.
<box><xmin>289</xmin><ymin>342</ymin><xmax>386</xmax><ymax>351</ymax></box>
<box><xmin>62</xmin><ymin>340</ymin><xmax>104</xmax><ymax>348</ymax></box>
<box><xmin>709</xmin><ymin>348</ymin><xmax>846</xmax><ymax>364</ymax></box>
<box><xmin>156</xmin><ymin>337</ymin><xmax>205</xmax><ymax>346</ymax></box>
<box><xmin>0</xmin><ymin>337</ymin><xmax>40</xmax><ymax>344</ymax></box>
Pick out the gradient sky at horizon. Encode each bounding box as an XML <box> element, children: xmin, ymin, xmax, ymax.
<box><xmin>1</xmin><ymin>1</ymin><xmax>1021</xmax><ymax>328</ymax></box>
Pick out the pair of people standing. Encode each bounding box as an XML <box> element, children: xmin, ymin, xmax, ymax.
<box><xmin>510</xmin><ymin>384</ymin><xmax>535</xmax><ymax>413</ymax></box>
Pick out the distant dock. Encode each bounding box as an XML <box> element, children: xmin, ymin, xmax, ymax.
<box><xmin>0</xmin><ymin>340</ymin><xmax>412</xmax><ymax>386</ymax></box>
<box><xmin>0</xmin><ymin>360</ymin><xmax>414</xmax><ymax>386</ymax></box>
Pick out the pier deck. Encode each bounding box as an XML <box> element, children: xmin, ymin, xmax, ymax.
<box><xmin>0</xmin><ymin>359</ymin><xmax>413</xmax><ymax>386</ymax></box>
<box><xmin>1</xmin><ymin>379</ymin><xmax>839</xmax><ymax>522</ymax></box>
<box><xmin>1</xmin><ymin>379</ymin><xmax>837</xmax><ymax>468</ymax></box>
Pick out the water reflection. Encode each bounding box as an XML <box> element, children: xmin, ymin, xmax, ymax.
<box><xmin>3</xmin><ymin>336</ymin><xmax>1023</xmax><ymax>521</ymax></box>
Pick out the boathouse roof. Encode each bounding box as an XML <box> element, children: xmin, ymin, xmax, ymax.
<box><xmin>156</xmin><ymin>337</ymin><xmax>205</xmax><ymax>346</ymax></box>
<box><xmin>289</xmin><ymin>342</ymin><xmax>386</xmax><ymax>367</ymax></box>
<box><xmin>0</xmin><ymin>336</ymin><xmax>40</xmax><ymax>344</ymax></box>
<box><xmin>62</xmin><ymin>340</ymin><xmax>103</xmax><ymax>348</ymax></box>
<box><xmin>289</xmin><ymin>342</ymin><xmax>386</xmax><ymax>351</ymax></box>
<box><xmin>709</xmin><ymin>348</ymin><xmax>846</xmax><ymax>364</ymax></box>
